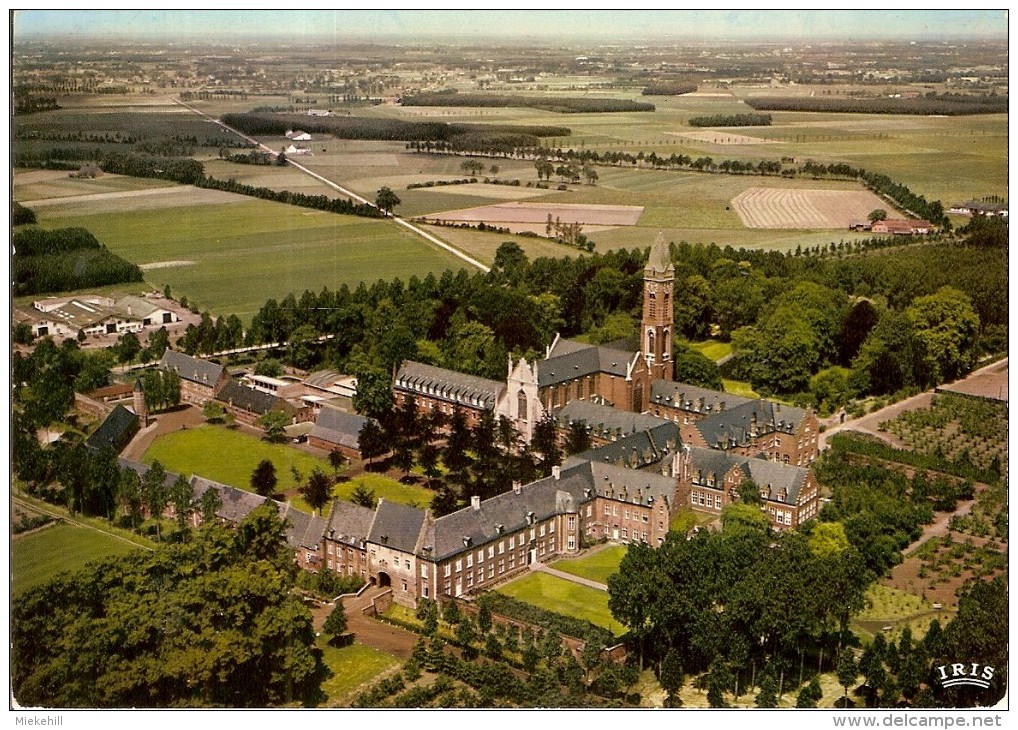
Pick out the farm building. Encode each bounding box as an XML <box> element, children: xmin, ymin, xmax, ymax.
<box><xmin>949</xmin><ymin>200</ymin><xmax>1008</xmax><ymax>217</ymax></box>
<box><xmin>159</xmin><ymin>350</ymin><xmax>230</xmax><ymax>406</ymax></box>
<box><xmin>214</xmin><ymin>379</ymin><xmax>298</xmax><ymax>426</ymax></box>
<box><xmin>307</xmin><ymin>405</ymin><xmax>372</xmax><ymax>458</ymax></box>
<box><xmin>21</xmin><ymin>295</ymin><xmax>179</xmax><ymax>339</ymax></box>
<box><xmin>870</xmin><ymin>219</ymin><xmax>934</xmax><ymax>235</ymax></box>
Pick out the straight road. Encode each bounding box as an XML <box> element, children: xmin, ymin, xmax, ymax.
<box><xmin>174</xmin><ymin>99</ymin><xmax>489</xmax><ymax>273</ymax></box>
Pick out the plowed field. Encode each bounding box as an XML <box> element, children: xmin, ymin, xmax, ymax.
<box><xmin>731</xmin><ymin>187</ymin><xmax>888</xmax><ymax>229</ymax></box>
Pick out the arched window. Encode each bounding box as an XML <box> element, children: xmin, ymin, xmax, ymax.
<box><xmin>648</xmin><ymin>291</ymin><xmax>656</xmax><ymax>316</ymax></box>
<box><xmin>662</xmin><ymin>328</ymin><xmax>671</xmax><ymax>360</ymax></box>
<box><xmin>647</xmin><ymin>329</ymin><xmax>655</xmax><ymax>358</ymax></box>
<box><xmin>517</xmin><ymin>389</ymin><xmax>528</xmax><ymax>421</ymax></box>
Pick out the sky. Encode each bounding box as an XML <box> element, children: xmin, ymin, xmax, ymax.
<box><xmin>11</xmin><ymin>9</ymin><xmax>1010</xmax><ymax>43</ymax></box>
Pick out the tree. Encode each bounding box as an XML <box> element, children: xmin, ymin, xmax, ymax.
<box><xmin>199</xmin><ymin>485</ymin><xmax>222</xmax><ymax>524</ymax></box>
<box><xmin>142</xmin><ymin>460</ymin><xmax>170</xmax><ymax>542</ymax></box>
<box><xmin>286</xmin><ymin>324</ymin><xmax>320</xmax><ymax>370</ymax></box>
<box><xmin>255</xmin><ymin>358</ymin><xmax>283</xmax><ymax>377</ymax></box>
<box><xmin>867</xmin><ymin>209</ymin><xmax>888</xmax><ymax>222</ymax></box>
<box><xmin>583</xmin><ymin>165</ymin><xmax>599</xmax><ymax>185</ymax></box>
<box><xmin>350</xmin><ymin>483</ymin><xmax>377</xmax><ymax>509</ymax></box>
<box><xmin>301</xmin><ymin>468</ymin><xmax>333</xmax><ymax>514</ymax></box>
<box><xmin>352</xmin><ymin>367</ymin><xmax>393</xmax><ymax>420</ymax></box>
<box><xmin>736</xmin><ymin>478</ymin><xmax>763</xmax><ymax>506</ymax></box>
<box><xmin>251</xmin><ymin>459</ymin><xmax>278</xmax><ymax>497</ymax></box>
<box><xmin>460</xmin><ymin>159</ymin><xmax>484</xmax><ymax>176</ymax></box>
<box><xmin>721</xmin><ymin>502</ymin><xmax>770</xmax><ymax>534</ymax></box>
<box><xmin>837</xmin><ymin>650</ymin><xmax>859</xmax><ymax>706</ymax></box>
<box><xmin>118</xmin><ymin>467</ymin><xmax>143</xmax><ymax>528</ymax></box>
<box><xmin>171</xmin><ymin>473</ymin><xmax>193</xmax><ymax>538</ymax></box>
<box><xmin>258</xmin><ymin>410</ymin><xmax>289</xmax><ymax>442</ymax></box>
<box><xmin>796</xmin><ymin>676</ymin><xmax>823</xmax><ymax>708</ymax></box>
<box><xmin>531</xmin><ymin>415</ymin><xmax>562</xmax><ymax>472</ymax></box>
<box><xmin>323</xmin><ymin>603</ymin><xmax>348</xmax><ymax>644</ymax></box>
<box><xmin>416</xmin><ymin>598</ymin><xmax>439</xmax><ymax>636</ymax></box>
<box><xmin>328</xmin><ymin>449</ymin><xmax>345</xmax><ymax>476</ymax></box>
<box><xmin>113</xmin><ymin>332</ymin><xmax>142</xmax><ymax>363</ymax></box>
<box><xmin>375</xmin><ymin>186</ymin><xmax>400</xmax><ymax>215</ymax></box>
<box><xmin>659</xmin><ymin>648</ymin><xmax>686</xmax><ymax>706</ymax></box>
<box><xmin>564</xmin><ymin>421</ymin><xmax>592</xmax><ymax>456</ymax></box>
<box><xmin>672</xmin><ymin>348</ymin><xmax>723</xmax><ymax>389</ymax></box>
<box><xmin>906</xmin><ymin>286</ymin><xmax>980</xmax><ymax>383</ymax></box>
<box><xmin>203</xmin><ymin>400</ymin><xmax>228</xmax><ymax>424</ymax></box>
<box><xmin>358</xmin><ymin>419</ymin><xmax>388</xmax><ymax>465</ymax></box>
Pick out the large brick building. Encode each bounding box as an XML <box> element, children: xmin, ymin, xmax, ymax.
<box><xmin>160</xmin><ymin>350</ymin><xmax>230</xmax><ymax>406</ymax></box>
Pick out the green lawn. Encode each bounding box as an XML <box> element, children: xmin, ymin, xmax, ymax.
<box><xmin>335</xmin><ymin>473</ymin><xmax>436</xmax><ymax>510</ymax></box>
<box><xmin>143</xmin><ymin>425</ymin><xmax>327</xmax><ymax>496</ymax></box>
<box><xmin>496</xmin><ymin>571</ymin><xmax>624</xmax><ymax>634</ymax></box>
<box><xmin>317</xmin><ymin>638</ymin><xmax>400</xmax><ymax>707</ymax></box>
<box><xmin>12</xmin><ymin>522</ymin><xmax>143</xmax><ymax>596</ymax></box>
<box><xmin>722</xmin><ymin>379</ymin><xmax>761</xmax><ymax>399</ymax></box>
<box><xmin>550</xmin><ymin>546</ymin><xmax>627</xmax><ymax>585</ymax></box>
<box><xmin>686</xmin><ymin>339</ymin><xmax>733</xmax><ymax>362</ymax></box>
<box><xmin>34</xmin><ymin>197</ymin><xmax>470</xmax><ymax>323</ymax></box>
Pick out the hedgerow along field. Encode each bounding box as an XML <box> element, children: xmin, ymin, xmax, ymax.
<box><xmin>30</xmin><ymin>194</ymin><xmax>471</xmax><ymax>323</ymax></box>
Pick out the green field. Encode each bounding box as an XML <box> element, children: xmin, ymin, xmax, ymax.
<box><xmin>722</xmin><ymin>379</ymin><xmax>761</xmax><ymax>399</ymax></box>
<box><xmin>12</xmin><ymin>522</ymin><xmax>144</xmax><ymax>595</ymax></box>
<box><xmin>686</xmin><ymin>339</ymin><xmax>733</xmax><ymax>362</ymax></box>
<box><xmin>335</xmin><ymin>473</ymin><xmax>436</xmax><ymax>510</ymax></box>
<box><xmin>317</xmin><ymin>638</ymin><xmax>400</xmax><ymax>707</ymax></box>
<box><xmin>496</xmin><ymin>571</ymin><xmax>624</xmax><ymax>634</ymax></box>
<box><xmin>32</xmin><ymin>196</ymin><xmax>471</xmax><ymax>322</ymax></box>
<box><xmin>549</xmin><ymin>546</ymin><xmax>627</xmax><ymax>585</ymax></box>
<box><xmin>142</xmin><ymin>424</ymin><xmax>327</xmax><ymax>498</ymax></box>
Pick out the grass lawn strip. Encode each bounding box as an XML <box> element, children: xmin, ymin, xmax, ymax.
<box><xmin>335</xmin><ymin>473</ymin><xmax>436</xmax><ymax>510</ymax></box>
<box><xmin>549</xmin><ymin>546</ymin><xmax>627</xmax><ymax>585</ymax></box>
<box><xmin>496</xmin><ymin>571</ymin><xmax>624</xmax><ymax>635</ymax></box>
<box><xmin>317</xmin><ymin>638</ymin><xmax>400</xmax><ymax>707</ymax></box>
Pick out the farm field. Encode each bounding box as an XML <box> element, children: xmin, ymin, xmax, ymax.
<box><xmin>418</xmin><ymin>224</ymin><xmax>579</xmax><ymax>265</ymax></box>
<box><xmin>14</xmin><ymin>169</ymin><xmax>179</xmax><ymax>201</ymax></box>
<box><xmin>549</xmin><ymin>546</ymin><xmax>627</xmax><ymax>585</ymax></box>
<box><xmin>496</xmin><ymin>571</ymin><xmax>624</xmax><ymax>635</ymax></box>
<box><xmin>12</xmin><ymin>521</ymin><xmax>144</xmax><ymax>596</ymax></box>
<box><xmin>732</xmin><ymin>187</ymin><xmax>889</xmax><ymax>229</ymax></box>
<box><xmin>142</xmin><ymin>425</ymin><xmax>328</xmax><ymax>504</ymax></box>
<box><xmin>31</xmin><ymin>196</ymin><xmax>470</xmax><ymax>322</ymax></box>
<box><xmin>420</xmin><ymin>201</ymin><xmax>644</xmax><ymax>236</ymax></box>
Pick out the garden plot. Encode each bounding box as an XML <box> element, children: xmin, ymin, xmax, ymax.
<box><xmin>422</xmin><ymin>201</ymin><xmax>644</xmax><ymax>235</ymax></box>
<box><xmin>731</xmin><ymin>187</ymin><xmax>888</xmax><ymax>229</ymax></box>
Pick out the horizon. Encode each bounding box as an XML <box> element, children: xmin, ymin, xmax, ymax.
<box><xmin>12</xmin><ymin>9</ymin><xmax>1009</xmax><ymax>43</ymax></box>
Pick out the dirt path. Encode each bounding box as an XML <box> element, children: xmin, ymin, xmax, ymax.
<box><xmin>530</xmin><ymin>561</ymin><xmax>608</xmax><ymax>591</ymax></box>
<box><xmin>335</xmin><ymin>587</ymin><xmax>420</xmax><ymax>660</ymax></box>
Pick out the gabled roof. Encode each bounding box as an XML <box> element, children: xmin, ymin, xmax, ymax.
<box><xmin>367</xmin><ymin>499</ymin><xmax>427</xmax><ymax>554</ymax></box>
<box><xmin>113</xmin><ymin>295</ymin><xmax>161</xmax><ymax>319</ymax></box>
<box><xmin>395</xmin><ymin>360</ymin><xmax>504</xmax><ymax>410</ymax></box>
<box><xmin>538</xmin><ymin>340</ymin><xmax>637</xmax><ymax>387</ymax></box>
<box><xmin>694</xmin><ymin>399</ymin><xmax>808</xmax><ymax>449</ymax></box>
<box><xmin>426</xmin><ymin>460</ymin><xmax>674</xmax><ymax>561</ymax></box>
<box><xmin>216</xmin><ymin>379</ymin><xmax>286</xmax><ymax>416</ymax></box>
<box><xmin>682</xmin><ymin>446</ymin><xmax>810</xmax><ymax>506</ymax></box>
<box><xmin>190</xmin><ymin>475</ymin><xmax>267</xmax><ymax>523</ymax></box>
<box><xmin>565</xmin><ymin>421</ymin><xmax>680</xmax><ymax>471</ymax></box>
<box><xmin>310</xmin><ymin>407</ymin><xmax>370</xmax><ymax>449</ymax></box>
<box><xmin>650</xmin><ymin>380</ymin><xmax>752</xmax><ymax>415</ymax></box>
<box><xmin>280</xmin><ymin>504</ymin><xmax>329</xmax><ymax>551</ymax></box>
<box><xmin>325</xmin><ymin>500</ymin><xmax>376</xmax><ymax>548</ymax></box>
<box><xmin>86</xmin><ymin>405</ymin><xmax>139</xmax><ymax>452</ymax></box>
<box><xmin>118</xmin><ymin>458</ymin><xmax>179</xmax><ymax>490</ymax></box>
<box><xmin>555</xmin><ymin>399</ymin><xmax>670</xmax><ymax>438</ymax></box>
<box><xmin>160</xmin><ymin>350</ymin><xmax>225</xmax><ymax>387</ymax></box>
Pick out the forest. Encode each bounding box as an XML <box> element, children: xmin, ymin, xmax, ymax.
<box><xmin>745</xmin><ymin>93</ymin><xmax>1008</xmax><ymax>116</ymax></box>
<box><xmin>687</xmin><ymin>113</ymin><xmax>772</xmax><ymax>127</ymax></box>
<box><xmin>12</xmin><ymin>226</ymin><xmax>143</xmax><ymax>295</ymax></box>
<box><xmin>399</xmin><ymin>92</ymin><xmax>655</xmax><ymax>114</ymax></box>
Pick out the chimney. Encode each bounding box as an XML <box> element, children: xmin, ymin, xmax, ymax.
<box><xmin>552</xmin><ymin>465</ymin><xmax>561</xmax><ymax>480</ymax></box>
<box><xmin>471</xmin><ymin>495</ymin><xmax>481</xmax><ymax>511</ymax></box>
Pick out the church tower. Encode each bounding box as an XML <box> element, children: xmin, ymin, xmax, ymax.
<box><xmin>642</xmin><ymin>232</ymin><xmax>674</xmax><ymax>382</ymax></box>
<box><xmin>133</xmin><ymin>378</ymin><xmax>149</xmax><ymax>428</ymax></box>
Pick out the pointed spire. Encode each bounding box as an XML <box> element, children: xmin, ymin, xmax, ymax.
<box><xmin>645</xmin><ymin>231</ymin><xmax>673</xmax><ymax>274</ymax></box>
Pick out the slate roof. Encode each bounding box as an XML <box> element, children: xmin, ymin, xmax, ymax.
<box><xmin>309</xmin><ymin>406</ymin><xmax>370</xmax><ymax>450</ymax></box>
<box><xmin>538</xmin><ymin>341</ymin><xmax>636</xmax><ymax>387</ymax></box>
<box><xmin>280</xmin><ymin>505</ymin><xmax>329</xmax><ymax>551</ymax></box>
<box><xmin>650</xmin><ymin>380</ymin><xmax>752</xmax><ymax>415</ymax></box>
<box><xmin>367</xmin><ymin>499</ymin><xmax>427</xmax><ymax>554</ymax></box>
<box><xmin>424</xmin><ymin>460</ymin><xmax>674</xmax><ymax>561</ymax></box>
<box><xmin>555</xmin><ymin>399</ymin><xmax>670</xmax><ymax>439</ymax></box>
<box><xmin>565</xmin><ymin>421</ymin><xmax>680</xmax><ymax>471</ymax></box>
<box><xmin>325</xmin><ymin>500</ymin><xmax>376</xmax><ymax>548</ymax></box>
<box><xmin>683</xmin><ymin>446</ymin><xmax>810</xmax><ymax>506</ymax></box>
<box><xmin>395</xmin><ymin>361</ymin><xmax>504</xmax><ymax>410</ymax></box>
<box><xmin>86</xmin><ymin>405</ymin><xmax>139</xmax><ymax>452</ymax></box>
<box><xmin>190</xmin><ymin>475</ymin><xmax>268</xmax><ymax>523</ymax></box>
<box><xmin>118</xmin><ymin>458</ymin><xmax>179</xmax><ymax>490</ymax></box>
<box><xmin>160</xmin><ymin>350</ymin><xmax>224</xmax><ymax>387</ymax></box>
<box><xmin>216</xmin><ymin>379</ymin><xmax>284</xmax><ymax>416</ymax></box>
<box><xmin>693</xmin><ymin>399</ymin><xmax>808</xmax><ymax>449</ymax></box>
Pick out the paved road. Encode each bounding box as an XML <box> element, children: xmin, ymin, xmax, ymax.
<box><xmin>174</xmin><ymin>99</ymin><xmax>490</xmax><ymax>273</ymax></box>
